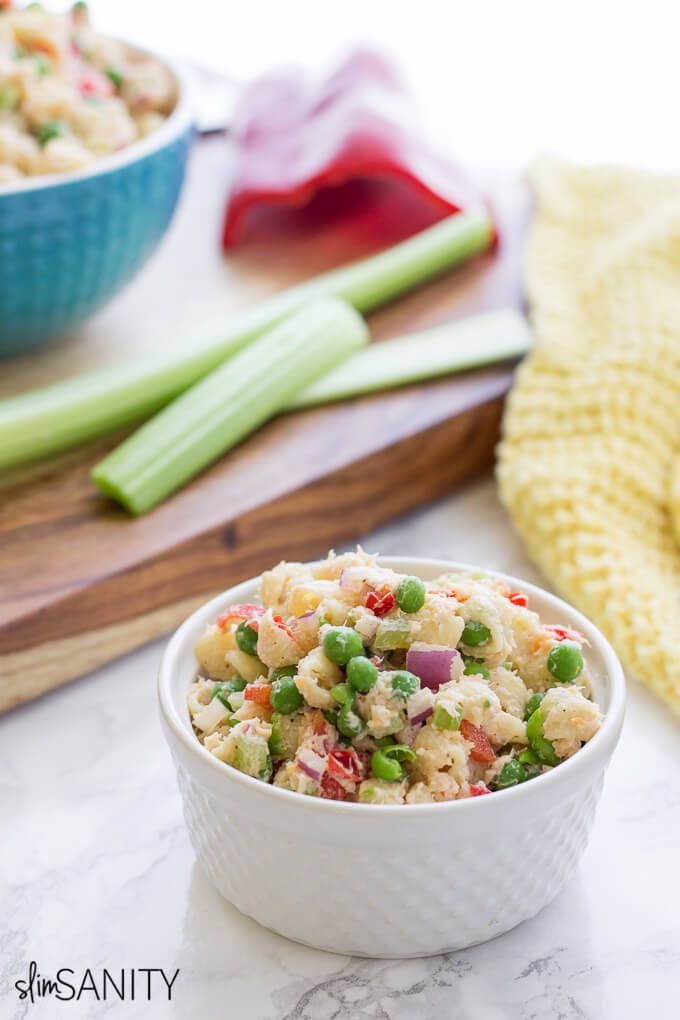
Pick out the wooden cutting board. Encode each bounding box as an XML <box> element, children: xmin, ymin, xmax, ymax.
<box><xmin>0</xmin><ymin>138</ymin><xmax>529</xmax><ymax>712</ymax></box>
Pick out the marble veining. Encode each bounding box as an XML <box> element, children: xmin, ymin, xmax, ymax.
<box><xmin>1</xmin><ymin>478</ymin><xmax>679</xmax><ymax>1020</ymax></box>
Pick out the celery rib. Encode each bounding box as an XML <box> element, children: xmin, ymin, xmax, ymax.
<box><xmin>290</xmin><ymin>309</ymin><xmax>531</xmax><ymax>408</ymax></box>
<box><xmin>91</xmin><ymin>298</ymin><xmax>369</xmax><ymax>514</ymax></box>
<box><xmin>0</xmin><ymin>210</ymin><xmax>492</xmax><ymax>471</ymax></box>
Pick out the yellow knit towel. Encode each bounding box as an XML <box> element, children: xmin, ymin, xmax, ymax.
<box><xmin>497</xmin><ymin>156</ymin><xmax>680</xmax><ymax>717</ymax></box>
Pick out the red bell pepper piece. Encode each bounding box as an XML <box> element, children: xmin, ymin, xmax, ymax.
<box><xmin>320</xmin><ymin>773</ymin><xmax>347</xmax><ymax>800</ymax></box>
<box><xmin>222</xmin><ymin>49</ymin><xmax>488</xmax><ymax>248</ymax></box>
<box><xmin>365</xmin><ymin>588</ymin><xmax>396</xmax><ymax>617</ymax></box>
<box><xmin>460</xmin><ymin>720</ymin><xmax>496</xmax><ymax>763</ymax></box>
<box><xmin>327</xmin><ymin>747</ymin><xmax>364</xmax><ymax>782</ymax></box>
<box><xmin>216</xmin><ymin>604</ymin><xmax>263</xmax><ymax>630</ymax></box>
<box><xmin>468</xmin><ymin>784</ymin><xmax>491</xmax><ymax>797</ymax></box>
<box><xmin>507</xmin><ymin>591</ymin><xmax>529</xmax><ymax>608</ymax></box>
<box><xmin>243</xmin><ymin>684</ymin><xmax>271</xmax><ymax>708</ymax></box>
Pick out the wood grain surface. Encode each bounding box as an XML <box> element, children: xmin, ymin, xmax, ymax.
<box><xmin>0</xmin><ymin>138</ymin><xmax>529</xmax><ymax>711</ymax></box>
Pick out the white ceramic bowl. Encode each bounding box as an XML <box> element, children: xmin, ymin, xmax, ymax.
<box><xmin>158</xmin><ymin>557</ymin><xmax>625</xmax><ymax>958</ymax></box>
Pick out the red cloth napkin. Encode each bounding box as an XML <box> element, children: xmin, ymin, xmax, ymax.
<box><xmin>222</xmin><ymin>49</ymin><xmax>486</xmax><ymax>248</ymax></box>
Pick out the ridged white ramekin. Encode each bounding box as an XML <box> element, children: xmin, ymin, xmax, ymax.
<box><xmin>159</xmin><ymin>557</ymin><xmax>625</xmax><ymax>958</ymax></box>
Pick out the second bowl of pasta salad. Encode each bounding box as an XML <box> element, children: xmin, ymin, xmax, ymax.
<box><xmin>0</xmin><ymin>2</ymin><xmax>193</xmax><ymax>354</ymax></box>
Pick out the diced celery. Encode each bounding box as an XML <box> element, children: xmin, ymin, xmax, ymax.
<box><xmin>269</xmin><ymin>712</ymin><xmax>302</xmax><ymax>758</ymax></box>
<box><xmin>374</xmin><ymin>618</ymin><xmax>412</xmax><ymax>651</ymax></box>
<box><xmin>433</xmin><ymin>704</ymin><xmax>461</xmax><ymax>730</ymax></box>
<box><xmin>234</xmin><ymin>733</ymin><xmax>272</xmax><ymax>781</ymax></box>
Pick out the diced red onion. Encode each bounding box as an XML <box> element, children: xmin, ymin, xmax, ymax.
<box><xmin>407</xmin><ymin>686</ymin><xmax>435</xmax><ymax>725</ymax></box>
<box><xmin>411</xmin><ymin>706</ymin><xmax>434</xmax><ymax>726</ymax></box>
<box><xmin>296</xmin><ymin>748</ymin><xmax>326</xmax><ymax>782</ymax></box>
<box><xmin>406</xmin><ymin>643</ymin><xmax>460</xmax><ymax>690</ymax></box>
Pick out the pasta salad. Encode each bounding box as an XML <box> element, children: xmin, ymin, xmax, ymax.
<box><xmin>188</xmin><ymin>550</ymin><xmax>602</xmax><ymax>804</ymax></box>
<box><xmin>0</xmin><ymin>1</ymin><xmax>175</xmax><ymax>185</ymax></box>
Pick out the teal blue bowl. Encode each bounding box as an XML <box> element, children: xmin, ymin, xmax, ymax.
<box><xmin>0</xmin><ymin>57</ymin><xmax>194</xmax><ymax>358</ymax></box>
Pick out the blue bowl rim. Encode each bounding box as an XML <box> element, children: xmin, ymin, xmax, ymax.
<box><xmin>0</xmin><ymin>40</ymin><xmax>195</xmax><ymax>197</ymax></box>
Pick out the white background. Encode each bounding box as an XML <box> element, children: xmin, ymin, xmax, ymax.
<box><xmin>54</xmin><ymin>0</ymin><xmax>679</xmax><ymax>172</ymax></box>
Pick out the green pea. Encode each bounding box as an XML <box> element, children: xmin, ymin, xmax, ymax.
<box><xmin>371</xmin><ymin>751</ymin><xmax>402</xmax><ymax>780</ymax></box>
<box><xmin>336</xmin><ymin>702</ymin><xmax>365</xmax><ymax>739</ymax></box>
<box><xmin>490</xmin><ymin>759</ymin><xmax>527</xmax><ymax>790</ymax></box>
<box><xmin>395</xmin><ymin>576</ymin><xmax>426</xmax><ymax>613</ymax></box>
<box><xmin>463</xmin><ymin>661</ymin><xmax>490</xmax><ymax>679</ymax></box>
<box><xmin>547</xmin><ymin>641</ymin><xmax>584</xmax><ymax>683</ymax></box>
<box><xmin>330</xmin><ymin>682</ymin><xmax>354</xmax><ymax>706</ymax></box>
<box><xmin>371</xmin><ymin>744</ymin><xmax>416</xmax><ymax>782</ymax></box>
<box><xmin>235</xmin><ymin>619</ymin><xmax>259</xmax><ymax>655</ymax></box>
<box><xmin>270</xmin><ymin>675</ymin><xmax>303</xmax><ymax>714</ymax></box>
<box><xmin>461</xmin><ymin>620</ymin><xmax>492</xmax><ymax>646</ymax></box>
<box><xmin>433</xmin><ymin>704</ymin><xmax>460</xmax><ymax>730</ymax></box>
<box><xmin>36</xmin><ymin>120</ymin><xmax>65</xmax><ymax>146</ymax></box>
<box><xmin>210</xmin><ymin>677</ymin><xmax>246</xmax><ymax>707</ymax></box>
<box><xmin>105</xmin><ymin>66</ymin><xmax>125</xmax><ymax>89</ymax></box>
<box><xmin>390</xmin><ymin>670</ymin><xmax>420</xmax><ymax>700</ymax></box>
<box><xmin>524</xmin><ymin>691</ymin><xmax>545</xmax><ymax>721</ymax></box>
<box><xmin>387</xmin><ymin>744</ymin><xmax>416</xmax><ymax>763</ymax></box>
<box><xmin>526</xmin><ymin>708</ymin><xmax>560</xmax><ymax>766</ymax></box>
<box><xmin>347</xmin><ymin>656</ymin><xmax>378</xmax><ymax>693</ymax></box>
<box><xmin>270</xmin><ymin>665</ymin><xmax>297</xmax><ymax>683</ymax></box>
<box><xmin>323</xmin><ymin>626</ymin><xmax>365</xmax><ymax>665</ymax></box>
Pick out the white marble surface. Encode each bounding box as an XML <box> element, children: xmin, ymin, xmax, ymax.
<box><xmin>2</xmin><ymin>477</ymin><xmax>679</xmax><ymax>1019</ymax></box>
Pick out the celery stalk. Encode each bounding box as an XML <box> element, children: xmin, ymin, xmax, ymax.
<box><xmin>91</xmin><ymin>298</ymin><xmax>369</xmax><ymax>515</ymax></box>
<box><xmin>290</xmin><ymin>309</ymin><xmax>530</xmax><ymax>408</ymax></box>
<box><xmin>0</xmin><ymin>210</ymin><xmax>492</xmax><ymax>471</ymax></box>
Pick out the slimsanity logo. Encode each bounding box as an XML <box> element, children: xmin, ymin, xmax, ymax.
<box><xmin>15</xmin><ymin>962</ymin><xmax>180</xmax><ymax>1004</ymax></box>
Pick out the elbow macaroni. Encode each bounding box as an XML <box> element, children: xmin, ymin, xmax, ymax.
<box><xmin>188</xmin><ymin>549</ymin><xmax>603</xmax><ymax>804</ymax></box>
